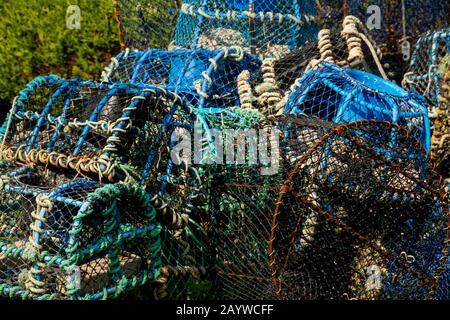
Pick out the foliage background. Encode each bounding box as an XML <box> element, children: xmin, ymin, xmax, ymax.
<box><xmin>0</xmin><ymin>0</ymin><xmax>120</xmax><ymax>111</ymax></box>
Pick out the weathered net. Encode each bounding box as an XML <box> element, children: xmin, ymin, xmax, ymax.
<box><xmin>116</xmin><ymin>0</ymin><xmax>319</xmax><ymax>58</ymax></box>
<box><xmin>319</xmin><ymin>1</ymin><xmax>449</xmax><ymax>85</ymax></box>
<box><xmin>344</xmin><ymin>0</ymin><xmax>449</xmax><ymax>44</ymax></box>
<box><xmin>205</xmin><ymin>115</ymin><xmax>448</xmax><ymax>300</ymax></box>
<box><xmin>402</xmin><ymin>29</ymin><xmax>449</xmax><ymax>180</ymax></box>
<box><xmin>283</xmin><ymin>62</ymin><xmax>431</xmax><ymax>152</ymax></box>
<box><xmin>0</xmin><ymin>73</ymin><xmax>211</xmax><ymax>299</ymax></box>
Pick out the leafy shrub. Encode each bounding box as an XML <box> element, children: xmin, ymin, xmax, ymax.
<box><xmin>0</xmin><ymin>0</ymin><xmax>120</xmax><ymax>108</ymax></box>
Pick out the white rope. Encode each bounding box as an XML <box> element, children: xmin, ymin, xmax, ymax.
<box><xmin>342</xmin><ymin>16</ymin><xmax>364</xmax><ymax>63</ymax></box>
<box><xmin>306</xmin><ymin>29</ymin><xmax>335</xmax><ymax>71</ymax></box>
<box><xmin>181</xmin><ymin>3</ymin><xmax>316</xmax><ymax>26</ymax></box>
<box><xmin>255</xmin><ymin>58</ymin><xmax>282</xmax><ymax>114</ymax></box>
<box><xmin>237</xmin><ymin>70</ymin><xmax>254</xmax><ymax>109</ymax></box>
<box><xmin>342</xmin><ymin>16</ymin><xmax>388</xmax><ymax>79</ymax></box>
<box><xmin>402</xmin><ymin>72</ymin><xmax>415</xmax><ymax>87</ymax></box>
<box><xmin>424</xmin><ymin>64</ymin><xmax>438</xmax><ymax>96</ymax></box>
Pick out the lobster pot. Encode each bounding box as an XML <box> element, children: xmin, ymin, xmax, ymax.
<box><xmin>270</xmin><ymin>116</ymin><xmax>448</xmax><ymax>300</ymax></box>
<box><xmin>204</xmin><ymin>117</ymin><xmax>285</xmax><ymax>300</ymax></box>
<box><xmin>403</xmin><ymin>28</ymin><xmax>450</xmax><ymax>107</ymax></box>
<box><xmin>0</xmin><ymin>75</ymin><xmax>201</xmax><ymax>197</ymax></box>
<box><xmin>171</xmin><ymin>0</ymin><xmax>318</xmax><ymax>58</ymax></box>
<box><xmin>204</xmin><ymin>115</ymin><xmax>448</xmax><ymax>300</ymax></box>
<box><xmin>0</xmin><ymin>162</ymin><xmax>161</xmax><ymax>300</ymax></box>
<box><xmin>115</xmin><ymin>0</ymin><xmax>319</xmax><ymax>56</ymax></box>
<box><xmin>103</xmin><ymin>48</ymin><xmax>262</xmax><ymax>109</ymax></box>
<box><xmin>284</xmin><ymin>62</ymin><xmax>431</xmax><ymax>152</ymax></box>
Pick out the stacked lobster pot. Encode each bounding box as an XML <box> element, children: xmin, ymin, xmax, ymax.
<box><xmin>402</xmin><ymin>28</ymin><xmax>450</xmax><ymax>181</ymax></box>
<box><xmin>0</xmin><ymin>0</ymin><xmax>448</xmax><ymax>300</ymax></box>
<box><xmin>0</xmin><ymin>0</ymin><xmax>319</xmax><ymax>300</ymax></box>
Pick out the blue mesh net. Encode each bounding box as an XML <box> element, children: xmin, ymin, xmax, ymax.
<box><xmin>284</xmin><ymin>62</ymin><xmax>431</xmax><ymax>152</ymax></box>
<box><xmin>101</xmin><ymin>47</ymin><xmax>262</xmax><ymax>109</ymax></box>
<box><xmin>117</xmin><ymin>0</ymin><xmax>319</xmax><ymax>58</ymax></box>
<box><xmin>173</xmin><ymin>0</ymin><xmax>318</xmax><ymax>57</ymax></box>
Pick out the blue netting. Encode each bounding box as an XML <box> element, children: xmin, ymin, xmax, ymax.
<box><xmin>284</xmin><ymin>62</ymin><xmax>431</xmax><ymax>152</ymax></box>
<box><xmin>102</xmin><ymin>47</ymin><xmax>261</xmax><ymax>109</ymax></box>
<box><xmin>118</xmin><ymin>0</ymin><xmax>319</xmax><ymax>58</ymax></box>
<box><xmin>173</xmin><ymin>0</ymin><xmax>318</xmax><ymax>56</ymax></box>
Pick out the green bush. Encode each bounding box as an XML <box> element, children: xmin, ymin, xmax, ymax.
<box><xmin>0</xmin><ymin>0</ymin><xmax>120</xmax><ymax>106</ymax></box>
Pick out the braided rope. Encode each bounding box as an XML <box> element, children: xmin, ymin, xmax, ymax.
<box><xmin>305</xmin><ymin>28</ymin><xmax>336</xmax><ymax>72</ymax></box>
<box><xmin>318</xmin><ymin>29</ymin><xmax>334</xmax><ymax>64</ymax></box>
<box><xmin>101</xmin><ymin>48</ymin><xmax>130</xmax><ymax>82</ymax></box>
<box><xmin>255</xmin><ymin>58</ymin><xmax>282</xmax><ymax>115</ymax></box>
<box><xmin>154</xmin><ymin>264</ymin><xmax>209</xmax><ymax>300</ymax></box>
<box><xmin>237</xmin><ymin>70</ymin><xmax>254</xmax><ymax>109</ymax></box>
<box><xmin>150</xmin><ymin>194</ymin><xmax>189</xmax><ymax>230</ymax></box>
<box><xmin>14</xmin><ymin>111</ymin><xmax>119</xmax><ymax>136</ymax></box>
<box><xmin>341</xmin><ymin>16</ymin><xmax>388</xmax><ymax>79</ymax></box>
<box><xmin>181</xmin><ymin>3</ymin><xmax>316</xmax><ymax>26</ymax></box>
<box><xmin>0</xmin><ymin>146</ymin><xmax>122</xmax><ymax>182</ymax></box>
<box><xmin>341</xmin><ymin>16</ymin><xmax>364</xmax><ymax>64</ymax></box>
<box><xmin>194</xmin><ymin>47</ymin><xmax>244</xmax><ymax>99</ymax></box>
<box><xmin>24</xmin><ymin>195</ymin><xmax>53</xmax><ymax>295</ymax></box>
